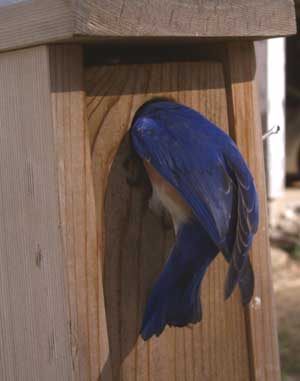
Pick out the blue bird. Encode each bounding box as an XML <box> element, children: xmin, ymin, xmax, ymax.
<box><xmin>130</xmin><ymin>98</ymin><xmax>259</xmax><ymax>341</ymax></box>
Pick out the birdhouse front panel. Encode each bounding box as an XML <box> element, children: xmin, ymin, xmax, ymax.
<box><xmin>85</xmin><ymin>60</ymin><xmax>250</xmax><ymax>381</ymax></box>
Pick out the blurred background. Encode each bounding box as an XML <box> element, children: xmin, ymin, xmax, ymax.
<box><xmin>256</xmin><ymin>3</ymin><xmax>300</xmax><ymax>380</ymax></box>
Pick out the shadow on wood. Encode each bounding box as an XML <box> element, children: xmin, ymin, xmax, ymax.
<box><xmin>84</xmin><ymin>42</ymin><xmax>255</xmax><ymax>86</ymax></box>
<box><xmin>102</xmin><ymin>134</ymin><xmax>174</xmax><ymax>379</ymax></box>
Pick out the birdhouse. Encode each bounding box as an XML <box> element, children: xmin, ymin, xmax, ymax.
<box><xmin>0</xmin><ymin>1</ymin><xmax>296</xmax><ymax>381</ymax></box>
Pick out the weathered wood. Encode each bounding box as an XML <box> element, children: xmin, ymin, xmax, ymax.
<box><xmin>0</xmin><ymin>0</ymin><xmax>73</xmax><ymax>52</ymax></box>
<box><xmin>0</xmin><ymin>44</ymin><xmax>112</xmax><ymax>381</ymax></box>
<box><xmin>0</xmin><ymin>0</ymin><xmax>296</xmax><ymax>53</ymax></box>
<box><xmin>225</xmin><ymin>41</ymin><xmax>281</xmax><ymax>381</ymax></box>
<box><xmin>75</xmin><ymin>0</ymin><xmax>296</xmax><ymax>39</ymax></box>
<box><xmin>0</xmin><ymin>46</ymin><xmax>74</xmax><ymax>381</ymax></box>
<box><xmin>49</xmin><ymin>45</ymin><xmax>112</xmax><ymax>381</ymax></box>
<box><xmin>85</xmin><ymin>61</ymin><xmax>250</xmax><ymax>381</ymax></box>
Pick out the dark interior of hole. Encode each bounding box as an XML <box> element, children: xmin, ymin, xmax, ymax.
<box><xmin>84</xmin><ymin>40</ymin><xmax>226</xmax><ymax>66</ymax></box>
<box><xmin>102</xmin><ymin>133</ymin><xmax>174</xmax><ymax>379</ymax></box>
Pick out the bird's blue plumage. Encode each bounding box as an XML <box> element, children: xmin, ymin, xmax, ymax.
<box><xmin>131</xmin><ymin>99</ymin><xmax>259</xmax><ymax>340</ymax></box>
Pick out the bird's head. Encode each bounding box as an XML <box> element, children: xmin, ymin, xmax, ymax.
<box><xmin>130</xmin><ymin>116</ymin><xmax>163</xmax><ymax>161</ymax></box>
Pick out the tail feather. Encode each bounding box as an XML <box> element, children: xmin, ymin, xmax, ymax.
<box><xmin>224</xmin><ymin>255</ymin><xmax>254</xmax><ymax>304</ymax></box>
<box><xmin>239</xmin><ymin>257</ymin><xmax>254</xmax><ymax>305</ymax></box>
<box><xmin>141</xmin><ymin>221</ymin><xmax>219</xmax><ymax>340</ymax></box>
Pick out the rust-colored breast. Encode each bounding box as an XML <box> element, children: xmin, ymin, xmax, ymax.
<box><xmin>143</xmin><ymin>160</ymin><xmax>191</xmax><ymax>221</ymax></box>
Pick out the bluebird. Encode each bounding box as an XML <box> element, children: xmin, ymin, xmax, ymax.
<box><xmin>130</xmin><ymin>98</ymin><xmax>259</xmax><ymax>341</ymax></box>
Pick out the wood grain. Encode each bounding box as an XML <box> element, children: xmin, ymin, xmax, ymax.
<box><xmin>0</xmin><ymin>0</ymin><xmax>73</xmax><ymax>52</ymax></box>
<box><xmin>49</xmin><ymin>45</ymin><xmax>112</xmax><ymax>381</ymax></box>
<box><xmin>85</xmin><ymin>61</ymin><xmax>250</xmax><ymax>381</ymax></box>
<box><xmin>75</xmin><ymin>0</ymin><xmax>296</xmax><ymax>39</ymax></box>
<box><xmin>0</xmin><ymin>46</ymin><xmax>73</xmax><ymax>381</ymax></box>
<box><xmin>0</xmin><ymin>43</ymin><xmax>113</xmax><ymax>381</ymax></box>
<box><xmin>224</xmin><ymin>41</ymin><xmax>281</xmax><ymax>381</ymax></box>
<box><xmin>0</xmin><ymin>0</ymin><xmax>296</xmax><ymax>53</ymax></box>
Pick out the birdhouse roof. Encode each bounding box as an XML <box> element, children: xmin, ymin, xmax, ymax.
<box><xmin>0</xmin><ymin>0</ymin><xmax>297</xmax><ymax>52</ymax></box>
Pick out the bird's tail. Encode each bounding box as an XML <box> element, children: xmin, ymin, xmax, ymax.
<box><xmin>141</xmin><ymin>221</ymin><xmax>219</xmax><ymax>340</ymax></box>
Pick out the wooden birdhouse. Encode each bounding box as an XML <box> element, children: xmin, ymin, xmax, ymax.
<box><xmin>0</xmin><ymin>1</ymin><xmax>296</xmax><ymax>380</ymax></box>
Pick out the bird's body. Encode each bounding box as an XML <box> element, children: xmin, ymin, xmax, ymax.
<box><xmin>131</xmin><ymin>98</ymin><xmax>259</xmax><ymax>340</ymax></box>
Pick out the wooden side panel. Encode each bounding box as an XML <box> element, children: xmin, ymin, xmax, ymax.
<box><xmin>0</xmin><ymin>47</ymin><xmax>73</xmax><ymax>380</ymax></box>
<box><xmin>225</xmin><ymin>42</ymin><xmax>281</xmax><ymax>381</ymax></box>
<box><xmin>49</xmin><ymin>45</ymin><xmax>112</xmax><ymax>381</ymax></box>
<box><xmin>85</xmin><ymin>61</ymin><xmax>250</xmax><ymax>380</ymax></box>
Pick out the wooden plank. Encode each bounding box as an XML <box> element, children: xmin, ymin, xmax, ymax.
<box><xmin>49</xmin><ymin>45</ymin><xmax>112</xmax><ymax>381</ymax></box>
<box><xmin>0</xmin><ymin>0</ymin><xmax>73</xmax><ymax>52</ymax></box>
<box><xmin>0</xmin><ymin>44</ymin><xmax>112</xmax><ymax>381</ymax></box>
<box><xmin>0</xmin><ymin>46</ymin><xmax>74</xmax><ymax>381</ymax></box>
<box><xmin>85</xmin><ymin>61</ymin><xmax>250</xmax><ymax>380</ymax></box>
<box><xmin>74</xmin><ymin>0</ymin><xmax>296</xmax><ymax>39</ymax></box>
<box><xmin>0</xmin><ymin>0</ymin><xmax>296</xmax><ymax>53</ymax></box>
<box><xmin>224</xmin><ymin>41</ymin><xmax>281</xmax><ymax>381</ymax></box>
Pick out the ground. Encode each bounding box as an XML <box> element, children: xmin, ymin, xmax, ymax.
<box><xmin>272</xmin><ymin>247</ymin><xmax>300</xmax><ymax>381</ymax></box>
<box><xmin>270</xmin><ymin>189</ymin><xmax>300</xmax><ymax>381</ymax></box>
